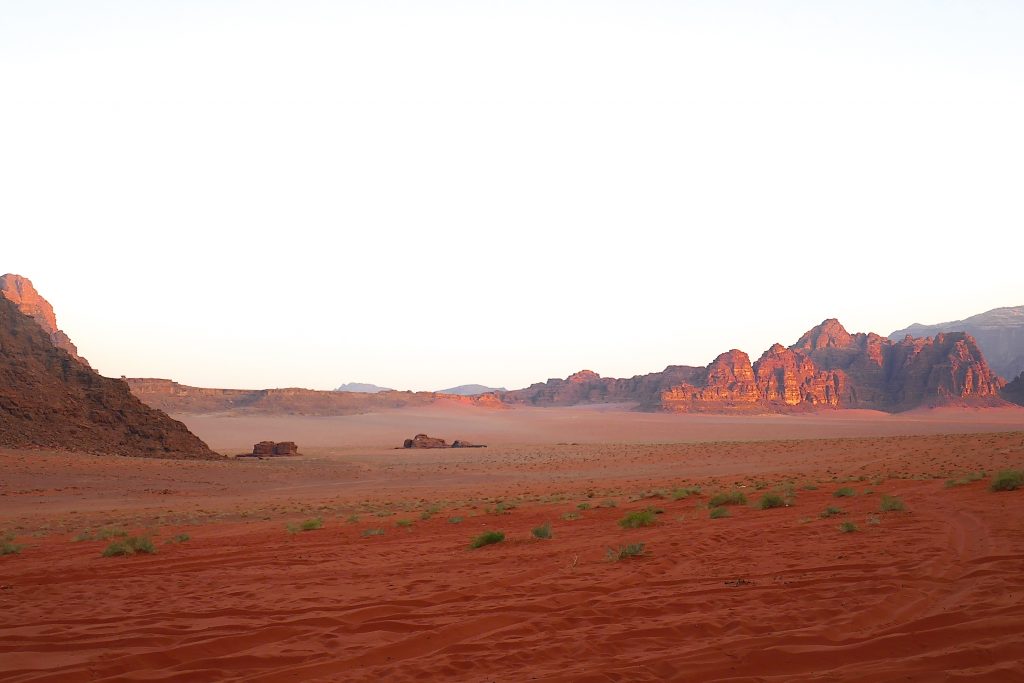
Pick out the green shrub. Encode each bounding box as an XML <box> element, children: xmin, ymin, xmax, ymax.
<box><xmin>758</xmin><ymin>493</ymin><xmax>786</xmax><ymax>509</ymax></box>
<box><xmin>708</xmin><ymin>491</ymin><xmax>747</xmax><ymax>507</ymax></box>
<box><xmin>102</xmin><ymin>536</ymin><xmax>155</xmax><ymax>557</ymax></box>
<box><xmin>801</xmin><ymin>483</ymin><xmax>819</xmax><ymax>491</ymax></box>
<box><xmin>396</xmin><ymin>519</ymin><xmax>413</xmax><ymax>528</ymax></box>
<box><xmin>838</xmin><ymin>521</ymin><xmax>858</xmax><ymax>533</ymax></box>
<box><xmin>167</xmin><ymin>533</ymin><xmax>190</xmax><ymax>543</ymax></box>
<box><xmin>990</xmin><ymin>470</ymin><xmax>1024</xmax><ymax>492</ymax></box>
<box><xmin>97</xmin><ymin>528</ymin><xmax>128</xmax><ymax>540</ymax></box>
<box><xmin>346</xmin><ymin>514</ymin><xmax>360</xmax><ymax>524</ymax></box>
<box><xmin>447</xmin><ymin>516</ymin><xmax>463</xmax><ymax>524</ymax></box>
<box><xmin>532</xmin><ymin>522</ymin><xmax>553</xmax><ymax>540</ymax></box>
<box><xmin>709</xmin><ymin>506</ymin><xmax>730</xmax><ymax>519</ymax></box>
<box><xmin>671</xmin><ymin>487</ymin><xmax>701</xmax><ymax>500</ymax></box>
<box><xmin>833</xmin><ymin>487</ymin><xmax>856</xmax><ymax>498</ymax></box>
<box><xmin>820</xmin><ymin>506</ymin><xmax>843</xmax><ymax>518</ymax></box>
<box><xmin>1</xmin><ymin>541</ymin><xmax>22</xmax><ymax>556</ymax></box>
<box><xmin>301</xmin><ymin>517</ymin><xmax>324</xmax><ymax>531</ymax></box>
<box><xmin>618</xmin><ymin>508</ymin><xmax>657</xmax><ymax>529</ymax></box>
<box><xmin>880</xmin><ymin>495</ymin><xmax>905</xmax><ymax>512</ymax></box>
<box><xmin>577</xmin><ymin>502</ymin><xmax>591</xmax><ymax>511</ymax></box>
<box><xmin>606</xmin><ymin>543</ymin><xmax>645</xmax><ymax>562</ymax></box>
<box><xmin>470</xmin><ymin>531</ymin><xmax>505</xmax><ymax>549</ymax></box>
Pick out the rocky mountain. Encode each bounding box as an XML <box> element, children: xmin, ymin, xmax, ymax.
<box><xmin>890</xmin><ymin>306</ymin><xmax>1024</xmax><ymax>381</ymax></box>
<box><xmin>499</xmin><ymin>319</ymin><xmax>1007</xmax><ymax>413</ymax></box>
<box><xmin>0</xmin><ymin>273</ymin><xmax>88</xmax><ymax>365</ymax></box>
<box><xmin>0</xmin><ymin>292</ymin><xmax>218</xmax><ymax>458</ymax></box>
<box><xmin>334</xmin><ymin>382</ymin><xmax>393</xmax><ymax>393</ymax></box>
<box><xmin>436</xmin><ymin>384</ymin><xmax>506</xmax><ymax>396</ymax></box>
<box><xmin>1003</xmin><ymin>373</ymin><xmax>1024</xmax><ymax>406</ymax></box>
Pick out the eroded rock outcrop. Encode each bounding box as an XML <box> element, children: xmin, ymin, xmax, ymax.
<box><xmin>0</xmin><ymin>294</ymin><xmax>218</xmax><ymax>458</ymax></box>
<box><xmin>0</xmin><ymin>274</ymin><xmax>88</xmax><ymax>366</ymax></box>
<box><xmin>403</xmin><ymin>434</ymin><xmax>448</xmax><ymax>448</ymax></box>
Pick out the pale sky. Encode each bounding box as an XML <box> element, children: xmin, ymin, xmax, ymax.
<box><xmin>2</xmin><ymin>1</ymin><xmax>1022</xmax><ymax>392</ymax></box>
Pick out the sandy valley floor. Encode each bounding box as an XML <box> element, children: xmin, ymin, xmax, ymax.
<box><xmin>2</xmin><ymin>406</ymin><xmax>1024</xmax><ymax>681</ymax></box>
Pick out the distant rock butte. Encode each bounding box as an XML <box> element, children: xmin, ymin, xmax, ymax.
<box><xmin>890</xmin><ymin>305</ymin><xmax>1024</xmax><ymax>381</ymax></box>
<box><xmin>334</xmin><ymin>382</ymin><xmax>394</xmax><ymax>393</ymax></box>
<box><xmin>0</xmin><ymin>292</ymin><xmax>217</xmax><ymax>458</ymax></box>
<box><xmin>1003</xmin><ymin>373</ymin><xmax>1024</xmax><ymax>407</ymax></box>
<box><xmin>0</xmin><ymin>274</ymin><xmax>88</xmax><ymax>366</ymax></box>
<box><xmin>496</xmin><ymin>319</ymin><xmax>1007</xmax><ymax>413</ymax></box>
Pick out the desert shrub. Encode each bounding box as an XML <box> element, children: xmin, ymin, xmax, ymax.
<box><xmin>73</xmin><ymin>530</ymin><xmax>94</xmax><ymax>542</ymax></box>
<box><xmin>346</xmin><ymin>514</ymin><xmax>360</xmax><ymax>524</ymax></box>
<box><xmin>419</xmin><ymin>511</ymin><xmax>433</xmax><ymax>521</ymax></box>
<box><xmin>577</xmin><ymin>502</ymin><xmax>591</xmax><ymax>511</ymax></box>
<box><xmin>990</xmin><ymin>470</ymin><xmax>1024</xmax><ymax>492</ymax></box>
<box><xmin>302</xmin><ymin>517</ymin><xmax>324</xmax><ymax>531</ymax></box>
<box><xmin>396</xmin><ymin>519</ymin><xmax>413</xmax><ymax>528</ymax></box>
<box><xmin>599</xmin><ymin>499</ymin><xmax>618</xmax><ymax>508</ymax></box>
<box><xmin>1</xmin><ymin>540</ymin><xmax>22</xmax><ymax>556</ymax></box>
<box><xmin>167</xmin><ymin>533</ymin><xmax>190</xmax><ymax>543</ymax></box>
<box><xmin>487</xmin><ymin>502</ymin><xmax>514</xmax><ymax>515</ymax></box>
<box><xmin>606</xmin><ymin>543</ymin><xmax>645</xmax><ymax>562</ymax></box>
<box><xmin>833</xmin><ymin>487</ymin><xmax>856</xmax><ymax>498</ymax></box>
<box><xmin>709</xmin><ymin>506</ymin><xmax>730</xmax><ymax>519</ymax></box>
<box><xmin>561</xmin><ymin>511</ymin><xmax>580</xmax><ymax>521</ymax></box>
<box><xmin>838</xmin><ymin>521</ymin><xmax>858</xmax><ymax>533</ymax></box>
<box><xmin>801</xmin><ymin>483</ymin><xmax>819</xmax><ymax>491</ymax></box>
<box><xmin>102</xmin><ymin>536</ymin><xmax>155</xmax><ymax>557</ymax></box>
<box><xmin>758</xmin><ymin>493</ymin><xmax>786</xmax><ymax>510</ymax></box>
<box><xmin>470</xmin><ymin>531</ymin><xmax>505</xmax><ymax>549</ymax></box>
<box><xmin>532</xmin><ymin>522</ymin><xmax>553</xmax><ymax>540</ymax></box>
<box><xmin>879</xmin><ymin>495</ymin><xmax>905</xmax><ymax>512</ymax></box>
<box><xmin>447</xmin><ymin>516</ymin><xmax>463</xmax><ymax>524</ymax></box>
<box><xmin>672</xmin><ymin>487</ymin><xmax>701</xmax><ymax>500</ymax></box>
<box><xmin>618</xmin><ymin>508</ymin><xmax>657</xmax><ymax>529</ymax></box>
<box><xmin>820</xmin><ymin>506</ymin><xmax>843</xmax><ymax>518</ymax></box>
<box><xmin>866</xmin><ymin>514</ymin><xmax>881</xmax><ymax>526</ymax></box>
<box><xmin>375</xmin><ymin>510</ymin><xmax>394</xmax><ymax>517</ymax></box>
<box><xmin>361</xmin><ymin>528</ymin><xmax>384</xmax><ymax>537</ymax></box>
<box><xmin>708</xmin><ymin>491</ymin><xmax>747</xmax><ymax>507</ymax></box>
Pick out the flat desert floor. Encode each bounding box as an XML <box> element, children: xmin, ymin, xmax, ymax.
<box><xmin>2</xmin><ymin>405</ymin><xmax>1024</xmax><ymax>681</ymax></box>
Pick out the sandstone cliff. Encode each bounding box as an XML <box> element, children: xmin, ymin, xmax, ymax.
<box><xmin>0</xmin><ymin>295</ymin><xmax>218</xmax><ymax>458</ymax></box>
<box><xmin>0</xmin><ymin>274</ymin><xmax>88</xmax><ymax>365</ymax></box>
<box><xmin>890</xmin><ymin>306</ymin><xmax>1024</xmax><ymax>381</ymax></box>
<box><xmin>1003</xmin><ymin>373</ymin><xmax>1024</xmax><ymax>406</ymax></box>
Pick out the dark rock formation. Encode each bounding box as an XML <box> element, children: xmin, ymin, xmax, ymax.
<box><xmin>890</xmin><ymin>306</ymin><xmax>1024</xmax><ymax>380</ymax></box>
<box><xmin>451</xmin><ymin>440</ymin><xmax>486</xmax><ymax>448</ymax></box>
<box><xmin>1003</xmin><ymin>374</ymin><xmax>1024</xmax><ymax>406</ymax></box>
<box><xmin>0</xmin><ymin>294</ymin><xmax>218</xmax><ymax>458</ymax></box>
<box><xmin>403</xmin><ymin>434</ymin><xmax>448</xmax><ymax>449</ymax></box>
<box><xmin>0</xmin><ymin>274</ymin><xmax>88</xmax><ymax>366</ymax></box>
<box><xmin>247</xmin><ymin>441</ymin><xmax>299</xmax><ymax>456</ymax></box>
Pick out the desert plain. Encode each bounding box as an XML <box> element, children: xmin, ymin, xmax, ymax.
<box><xmin>2</xmin><ymin>404</ymin><xmax>1024</xmax><ymax>682</ymax></box>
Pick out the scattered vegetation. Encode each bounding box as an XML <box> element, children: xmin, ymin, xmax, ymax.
<box><xmin>487</xmin><ymin>502</ymin><xmax>514</xmax><ymax>515</ymax></box>
<box><xmin>758</xmin><ymin>493</ymin><xmax>786</xmax><ymax>510</ymax></box>
<box><xmin>709</xmin><ymin>506</ymin><xmax>730</xmax><ymax>519</ymax></box>
<box><xmin>945</xmin><ymin>471</ymin><xmax>986</xmax><ymax>488</ymax></box>
<box><xmin>880</xmin><ymin>495</ymin><xmax>905</xmax><ymax>512</ymax></box>
<box><xmin>833</xmin><ymin>487</ymin><xmax>856</xmax><ymax>498</ymax></box>
<box><xmin>1</xmin><ymin>535</ymin><xmax>22</xmax><ymax>555</ymax></box>
<box><xmin>801</xmin><ymin>483</ymin><xmax>819</xmax><ymax>491</ymax></box>
<box><xmin>346</xmin><ymin>514</ymin><xmax>360</xmax><ymax>524</ymax></box>
<box><xmin>990</xmin><ymin>470</ymin><xmax>1024</xmax><ymax>492</ymax></box>
<box><xmin>838</xmin><ymin>521</ymin><xmax>858</xmax><ymax>533</ymax></box>
<box><xmin>361</xmin><ymin>528</ymin><xmax>385</xmax><ymax>537</ymax></box>
<box><xmin>287</xmin><ymin>517</ymin><xmax>324</xmax><ymax>533</ymax></box>
<box><xmin>470</xmin><ymin>531</ymin><xmax>505</xmax><ymax>549</ymax></box>
<box><xmin>866</xmin><ymin>514</ymin><xmax>881</xmax><ymax>526</ymax></box>
<box><xmin>561</xmin><ymin>511</ymin><xmax>580</xmax><ymax>521</ymax></box>
<box><xmin>577</xmin><ymin>502</ymin><xmax>591</xmax><ymax>511</ymax></box>
<box><xmin>618</xmin><ymin>508</ymin><xmax>657</xmax><ymax>529</ymax></box>
<box><xmin>599</xmin><ymin>499</ymin><xmax>618</xmax><ymax>508</ymax></box>
<box><xmin>532</xmin><ymin>522</ymin><xmax>553</xmax><ymax>540</ymax></box>
<box><xmin>672</xmin><ymin>487</ymin><xmax>701</xmax><ymax>500</ymax></box>
<box><xmin>708</xmin><ymin>491</ymin><xmax>747</xmax><ymax>507</ymax></box>
<box><xmin>167</xmin><ymin>533</ymin><xmax>190</xmax><ymax>544</ymax></box>
<box><xmin>396</xmin><ymin>519</ymin><xmax>413</xmax><ymax>528</ymax></box>
<box><xmin>606</xmin><ymin>542</ymin><xmax>645</xmax><ymax>562</ymax></box>
<box><xmin>102</xmin><ymin>536</ymin><xmax>156</xmax><ymax>557</ymax></box>
<box><xmin>820</xmin><ymin>506</ymin><xmax>843</xmax><ymax>518</ymax></box>
<box><xmin>447</xmin><ymin>516</ymin><xmax>463</xmax><ymax>524</ymax></box>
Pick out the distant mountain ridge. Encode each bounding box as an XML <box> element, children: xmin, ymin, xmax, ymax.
<box><xmin>436</xmin><ymin>384</ymin><xmax>506</xmax><ymax>396</ymax></box>
<box><xmin>497</xmin><ymin>319</ymin><xmax>1008</xmax><ymax>413</ymax></box>
<box><xmin>334</xmin><ymin>382</ymin><xmax>393</xmax><ymax>393</ymax></box>
<box><xmin>890</xmin><ymin>306</ymin><xmax>1024</xmax><ymax>381</ymax></box>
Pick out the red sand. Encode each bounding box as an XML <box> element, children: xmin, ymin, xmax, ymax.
<box><xmin>2</xmin><ymin>407</ymin><xmax>1024</xmax><ymax>681</ymax></box>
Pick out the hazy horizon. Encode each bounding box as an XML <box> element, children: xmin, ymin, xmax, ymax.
<box><xmin>4</xmin><ymin>1</ymin><xmax>1022</xmax><ymax>392</ymax></box>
